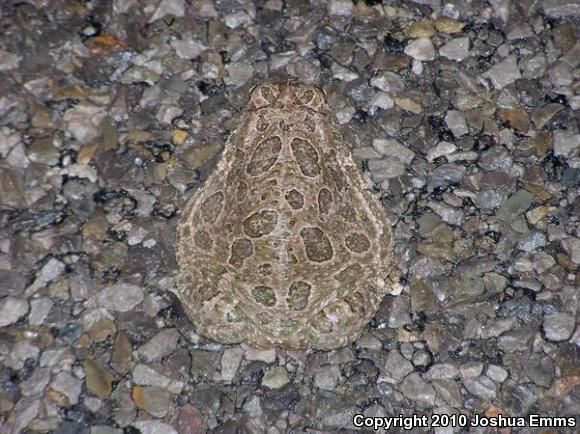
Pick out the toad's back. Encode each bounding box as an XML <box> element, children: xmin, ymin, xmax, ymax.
<box><xmin>175</xmin><ymin>81</ymin><xmax>399</xmax><ymax>350</ymax></box>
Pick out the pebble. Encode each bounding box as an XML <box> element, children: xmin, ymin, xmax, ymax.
<box><xmin>561</xmin><ymin>237</ymin><xmax>580</xmax><ymax>264</ymax></box>
<box><xmin>0</xmin><ymin>49</ymin><xmax>21</xmax><ymax>71</ymax></box>
<box><xmin>132</xmin><ymin>386</ymin><xmax>171</xmax><ymax>417</ymax></box>
<box><xmin>190</xmin><ymin>350</ymin><xmax>220</xmax><ymax>380</ymax></box>
<box><xmin>170</xmin><ymin>405</ymin><xmax>206</xmax><ymax>434</ymax></box>
<box><xmin>460</xmin><ymin>362</ymin><xmax>484</xmax><ymax>379</ymax></box>
<box><xmin>147</xmin><ymin>0</ymin><xmax>185</xmax><ymax>22</ymax></box>
<box><xmin>372</xmin><ymin>138</ymin><xmax>415</xmax><ymax>163</ymax></box>
<box><xmin>63</xmin><ymin>103</ymin><xmax>107</xmax><ymax>144</ymax></box>
<box><xmin>0</xmin><ymin>296</ymin><xmax>29</xmax><ymax>327</ymax></box>
<box><xmin>5</xmin><ymin>139</ymin><xmax>29</xmax><ymax>169</ymax></box>
<box><xmin>353</xmin><ymin>147</ymin><xmax>381</xmax><ymax>160</ymax></box>
<box><xmin>49</xmin><ymin>372</ymin><xmax>83</xmax><ymax>406</ymax></box>
<box><xmin>111</xmin><ymin>332</ymin><xmax>133</xmax><ymax>375</ymax></box>
<box><xmin>427</xmin><ymin>141</ymin><xmax>457</xmax><ymax>161</ymax></box>
<box><xmin>156</xmin><ymin>105</ymin><xmax>183</xmax><ymax>125</ymax></box>
<box><xmin>91</xmin><ymin>427</ymin><xmax>123</xmax><ymax>434</ymax></box>
<box><xmin>463</xmin><ymin>377</ymin><xmax>497</xmax><ymax>400</ymax></box>
<box><xmin>369</xmin><ymin>92</ymin><xmax>394</xmax><ymax>110</ymax></box>
<box><xmin>331</xmin><ymin>63</ymin><xmax>359</xmax><ymax>82</ymax></box>
<box><xmin>243</xmin><ymin>345</ymin><xmax>277</xmax><ymax>363</ymax></box>
<box><xmin>520</xmin><ymin>55</ymin><xmax>547</xmax><ymax>79</ymax></box>
<box><xmin>484</xmin><ymin>55</ymin><xmax>522</xmax><ymax>89</ymax></box>
<box><xmin>4</xmin><ymin>397</ymin><xmax>41</xmax><ymax>434</ymax></box>
<box><xmin>220</xmin><ymin>347</ymin><xmax>244</xmax><ymax>382</ymax></box>
<box><xmin>132</xmin><ymin>420</ymin><xmax>177</xmax><ymax>434</ymax></box>
<box><xmin>137</xmin><ymin>328</ymin><xmax>180</xmax><ymax>363</ymax></box>
<box><xmin>439</xmin><ymin>37</ymin><xmax>470</xmax><ymax>61</ymax></box>
<box><xmin>85</xmin><ymin>358</ymin><xmax>113</xmax><ymax>399</ymax></box>
<box><xmin>334</xmin><ymin>105</ymin><xmax>356</xmax><ymax>124</ymax></box>
<box><xmin>434</xmin><ymin>17</ymin><xmax>465</xmax><ymax>34</ymax></box>
<box><xmin>26</xmin><ymin>258</ymin><xmax>66</xmax><ymax>296</ymax></box>
<box><xmin>444</xmin><ymin>110</ymin><xmax>469</xmax><ymax>137</ymax></box>
<box><xmin>517</xmin><ymin>231</ymin><xmax>547</xmax><ymax>252</ymax></box>
<box><xmin>407</xmin><ymin>20</ymin><xmax>436</xmax><ymax>38</ymax></box>
<box><xmin>523</xmin><ymin>354</ymin><xmax>555</xmax><ymax>388</ymax></box>
<box><xmin>133</xmin><ymin>364</ymin><xmax>184</xmax><ymax>393</ymax></box>
<box><xmin>404</xmin><ymin>38</ymin><xmax>436</xmax><ymax>61</ymax></box>
<box><xmin>327</xmin><ymin>0</ymin><xmax>353</xmax><ymax>16</ymax></box>
<box><xmin>531</xmin><ymin>103</ymin><xmax>564</xmax><ymax>129</ymax></box>
<box><xmin>543</xmin><ymin>313</ymin><xmax>576</xmax><ymax>342</ymax></box>
<box><xmin>425</xmin><ymin>363</ymin><xmax>459</xmax><ymax>380</ymax></box>
<box><xmin>429</xmin><ymin>164</ymin><xmax>466</xmax><ymax>191</ymax></box>
<box><xmin>96</xmin><ymin>283</ymin><xmax>144</xmax><ymax>312</ymax></box>
<box><xmin>225</xmin><ymin>61</ymin><xmax>255</xmax><ymax>86</ymax></box>
<box><xmin>479</xmin><ymin>147</ymin><xmax>512</xmax><ymax>171</ymax></box>
<box><xmin>486</xmin><ymin>365</ymin><xmax>508</xmax><ymax>383</ymax></box>
<box><xmin>319</xmin><ymin>404</ymin><xmax>358</xmax><ymax>429</ymax></box>
<box><xmin>400</xmin><ymin>373</ymin><xmax>436</xmax><ymax>405</ymax></box>
<box><xmin>532</xmin><ymin>252</ymin><xmax>556</xmax><ymax>273</ymax></box>
<box><xmin>261</xmin><ymin>366</ymin><xmax>290</xmax><ymax>389</ymax></box>
<box><xmin>171</xmin><ymin>39</ymin><xmax>206</xmax><ymax>60</ymax></box>
<box><xmin>412</xmin><ymin>350</ymin><xmax>432</xmax><ymax>369</ymax></box>
<box><xmin>433</xmin><ymin>382</ymin><xmax>463</xmax><ymax>410</ymax></box>
<box><xmin>475</xmin><ymin>171</ymin><xmax>516</xmax><ymax>210</ymax></box>
<box><xmin>394</xmin><ymin>97</ymin><xmax>423</xmax><ymax>113</ymax></box>
<box><xmin>383</xmin><ymin>350</ymin><xmax>414</xmax><ymax>383</ymax></box>
<box><xmin>369</xmin><ymin>72</ymin><xmax>404</xmax><ymax>94</ymax></box>
<box><xmin>542</xmin><ymin>0</ymin><xmax>580</xmax><ymax>18</ymax></box>
<box><xmin>498</xmin><ymin>106</ymin><xmax>529</xmax><ymax>132</ymax></box>
<box><xmin>5</xmin><ymin>134</ymin><xmax>27</xmax><ymax>169</ymax></box>
<box><xmin>171</xmin><ymin>129</ymin><xmax>189</xmax><ymax>146</ymax></box>
<box><xmin>26</xmin><ymin>138</ymin><xmax>60</xmax><ymax>165</ymax></box>
<box><xmin>314</xmin><ymin>365</ymin><xmax>341</xmax><ymax>390</ymax></box>
<box><xmin>553</xmin><ymin>131</ymin><xmax>580</xmax><ymax>159</ymax></box>
<box><xmin>552</xmin><ymin>23</ymin><xmax>576</xmax><ymax>52</ymax></box>
<box><xmin>127</xmin><ymin>225</ymin><xmax>148</xmax><ymax>246</ymax></box>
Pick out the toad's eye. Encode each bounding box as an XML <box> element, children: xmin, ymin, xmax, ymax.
<box><xmin>297</xmin><ymin>89</ymin><xmax>315</xmax><ymax>105</ymax></box>
<box><xmin>250</xmin><ymin>84</ymin><xmax>279</xmax><ymax>108</ymax></box>
<box><xmin>260</xmin><ymin>86</ymin><xmax>276</xmax><ymax>103</ymax></box>
<box><xmin>295</xmin><ymin>87</ymin><xmax>326</xmax><ymax>110</ymax></box>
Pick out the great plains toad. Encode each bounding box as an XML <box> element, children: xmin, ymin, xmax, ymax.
<box><xmin>175</xmin><ymin>80</ymin><xmax>399</xmax><ymax>350</ymax></box>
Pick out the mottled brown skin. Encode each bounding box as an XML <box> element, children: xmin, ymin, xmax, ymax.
<box><xmin>175</xmin><ymin>81</ymin><xmax>399</xmax><ymax>350</ymax></box>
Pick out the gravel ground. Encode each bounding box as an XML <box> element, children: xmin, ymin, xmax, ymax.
<box><xmin>0</xmin><ymin>1</ymin><xmax>579</xmax><ymax>433</ymax></box>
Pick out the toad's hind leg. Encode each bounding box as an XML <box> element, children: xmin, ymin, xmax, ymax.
<box><xmin>306</xmin><ymin>291</ymin><xmax>374</xmax><ymax>350</ymax></box>
<box><xmin>177</xmin><ymin>265</ymin><xmax>250</xmax><ymax>345</ymax></box>
<box><xmin>176</xmin><ymin>186</ymin><xmax>252</xmax><ymax>344</ymax></box>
